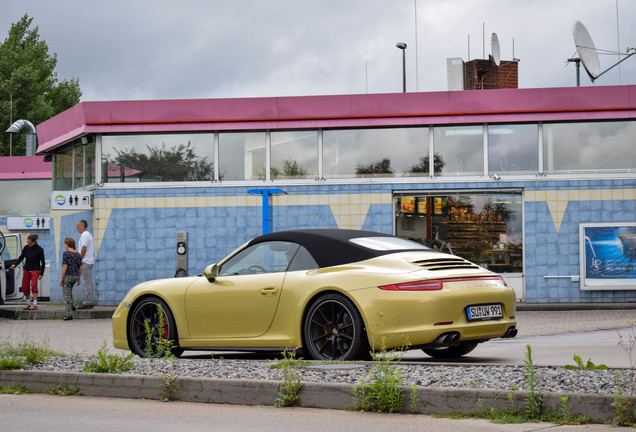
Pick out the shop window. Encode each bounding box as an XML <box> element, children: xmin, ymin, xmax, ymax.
<box><xmin>218</xmin><ymin>132</ymin><xmax>265</xmax><ymax>181</ymax></box>
<box><xmin>395</xmin><ymin>192</ymin><xmax>523</xmax><ymax>273</ymax></box>
<box><xmin>271</xmin><ymin>131</ymin><xmax>318</xmax><ymax>179</ymax></box>
<box><xmin>323</xmin><ymin>128</ymin><xmax>427</xmax><ymax>178</ymax></box>
<box><xmin>543</xmin><ymin>120</ymin><xmax>636</xmax><ymax>174</ymax></box>
<box><xmin>488</xmin><ymin>124</ymin><xmax>538</xmax><ymax>174</ymax></box>
<box><xmin>102</xmin><ymin>134</ymin><xmax>214</xmax><ymax>182</ymax></box>
<box><xmin>433</xmin><ymin>125</ymin><xmax>483</xmax><ymax>177</ymax></box>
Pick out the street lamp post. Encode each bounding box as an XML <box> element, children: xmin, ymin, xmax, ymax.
<box><xmin>396</xmin><ymin>42</ymin><xmax>407</xmax><ymax>92</ymax></box>
<box><xmin>247</xmin><ymin>188</ymin><xmax>287</xmax><ymax>235</ymax></box>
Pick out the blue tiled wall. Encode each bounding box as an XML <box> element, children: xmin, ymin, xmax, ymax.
<box><xmin>39</xmin><ymin>178</ymin><xmax>636</xmax><ymax>305</ymax></box>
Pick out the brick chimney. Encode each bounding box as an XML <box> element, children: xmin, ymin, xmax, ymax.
<box><xmin>464</xmin><ymin>57</ymin><xmax>518</xmax><ymax>90</ymax></box>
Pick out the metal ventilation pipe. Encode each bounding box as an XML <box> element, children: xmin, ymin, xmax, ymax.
<box><xmin>6</xmin><ymin>119</ymin><xmax>37</xmax><ymax>156</ymax></box>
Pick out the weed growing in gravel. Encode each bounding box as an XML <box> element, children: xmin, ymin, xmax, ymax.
<box><xmin>155</xmin><ymin>373</ymin><xmax>179</xmax><ymax>401</ymax></box>
<box><xmin>274</xmin><ymin>349</ymin><xmax>303</xmax><ymax>407</ymax></box>
<box><xmin>564</xmin><ymin>354</ymin><xmax>608</xmax><ymax>370</ymax></box>
<box><xmin>144</xmin><ymin>305</ymin><xmax>177</xmax><ymax>359</ymax></box>
<box><xmin>83</xmin><ymin>341</ymin><xmax>135</xmax><ymax>373</ymax></box>
<box><xmin>523</xmin><ymin>344</ymin><xmax>541</xmax><ymax>418</ymax></box>
<box><xmin>45</xmin><ymin>383</ymin><xmax>81</xmax><ymax>396</ymax></box>
<box><xmin>353</xmin><ymin>337</ymin><xmax>408</xmax><ymax>413</ymax></box>
<box><xmin>613</xmin><ymin>323</ymin><xmax>636</xmax><ymax>426</ymax></box>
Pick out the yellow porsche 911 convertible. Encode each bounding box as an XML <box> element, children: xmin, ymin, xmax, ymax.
<box><xmin>112</xmin><ymin>229</ymin><xmax>517</xmax><ymax>360</ymax></box>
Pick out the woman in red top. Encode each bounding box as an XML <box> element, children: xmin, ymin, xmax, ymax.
<box><xmin>9</xmin><ymin>233</ymin><xmax>45</xmax><ymax>310</ymax></box>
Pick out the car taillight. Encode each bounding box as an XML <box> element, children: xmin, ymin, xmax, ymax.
<box><xmin>379</xmin><ymin>280</ymin><xmax>443</xmax><ymax>291</ymax></box>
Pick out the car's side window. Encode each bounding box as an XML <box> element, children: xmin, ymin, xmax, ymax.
<box><xmin>287</xmin><ymin>246</ymin><xmax>318</xmax><ymax>271</ymax></box>
<box><xmin>219</xmin><ymin>241</ymin><xmax>300</xmax><ymax>276</ymax></box>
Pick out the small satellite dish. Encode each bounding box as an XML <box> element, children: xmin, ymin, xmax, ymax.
<box><xmin>491</xmin><ymin>33</ymin><xmax>501</xmax><ymax>67</ymax></box>
<box><xmin>573</xmin><ymin>20</ymin><xmax>600</xmax><ymax>79</ymax></box>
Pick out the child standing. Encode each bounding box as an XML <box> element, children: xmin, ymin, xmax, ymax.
<box><xmin>59</xmin><ymin>237</ymin><xmax>82</xmax><ymax>321</ymax></box>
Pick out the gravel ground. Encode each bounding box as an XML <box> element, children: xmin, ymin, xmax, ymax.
<box><xmin>26</xmin><ymin>355</ymin><xmax>630</xmax><ymax>396</ymax></box>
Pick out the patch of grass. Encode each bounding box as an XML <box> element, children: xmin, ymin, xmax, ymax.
<box><xmin>0</xmin><ymin>356</ymin><xmax>26</xmax><ymax>370</ymax></box>
<box><xmin>523</xmin><ymin>344</ymin><xmax>541</xmax><ymax>418</ymax></box>
<box><xmin>45</xmin><ymin>383</ymin><xmax>81</xmax><ymax>396</ymax></box>
<box><xmin>0</xmin><ymin>341</ymin><xmax>64</xmax><ymax>364</ymax></box>
<box><xmin>83</xmin><ymin>341</ymin><xmax>135</xmax><ymax>373</ymax></box>
<box><xmin>0</xmin><ymin>384</ymin><xmax>33</xmax><ymax>394</ymax></box>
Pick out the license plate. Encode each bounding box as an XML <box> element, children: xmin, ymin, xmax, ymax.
<box><xmin>466</xmin><ymin>304</ymin><xmax>503</xmax><ymax>321</ymax></box>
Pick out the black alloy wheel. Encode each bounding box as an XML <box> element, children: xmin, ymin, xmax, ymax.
<box><xmin>128</xmin><ymin>296</ymin><xmax>183</xmax><ymax>358</ymax></box>
<box><xmin>303</xmin><ymin>293</ymin><xmax>365</xmax><ymax>361</ymax></box>
<box><xmin>422</xmin><ymin>341</ymin><xmax>479</xmax><ymax>359</ymax></box>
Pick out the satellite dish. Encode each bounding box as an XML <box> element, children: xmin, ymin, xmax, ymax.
<box><xmin>491</xmin><ymin>33</ymin><xmax>501</xmax><ymax>67</ymax></box>
<box><xmin>573</xmin><ymin>21</ymin><xmax>600</xmax><ymax>79</ymax></box>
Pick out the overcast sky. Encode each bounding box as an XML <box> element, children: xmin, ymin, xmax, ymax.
<box><xmin>1</xmin><ymin>0</ymin><xmax>634</xmax><ymax>102</ymax></box>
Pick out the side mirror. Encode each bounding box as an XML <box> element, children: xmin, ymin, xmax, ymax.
<box><xmin>204</xmin><ymin>263</ymin><xmax>219</xmax><ymax>282</ymax></box>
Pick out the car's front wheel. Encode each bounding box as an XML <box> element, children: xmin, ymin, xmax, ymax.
<box><xmin>422</xmin><ymin>341</ymin><xmax>479</xmax><ymax>359</ymax></box>
<box><xmin>128</xmin><ymin>296</ymin><xmax>183</xmax><ymax>358</ymax></box>
<box><xmin>303</xmin><ymin>293</ymin><xmax>366</xmax><ymax>361</ymax></box>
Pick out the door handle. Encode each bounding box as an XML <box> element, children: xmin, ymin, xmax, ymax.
<box><xmin>260</xmin><ymin>286</ymin><xmax>278</xmax><ymax>296</ymax></box>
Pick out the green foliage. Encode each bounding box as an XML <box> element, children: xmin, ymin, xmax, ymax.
<box><xmin>409</xmin><ymin>384</ymin><xmax>418</xmax><ymax>414</ymax></box>
<box><xmin>109</xmin><ymin>142</ymin><xmax>213</xmax><ymax>182</ymax></box>
<box><xmin>0</xmin><ymin>356</ymin><xmax>25</xmax><ymax>370</ymax></box>
<box><xmin>0</xmin><ymin>384</ymin><xmax>31</xmax><ymax>394</ymax></box>
<box><xmin>0</xmin><ymin>14</ymin><xmax>81</xmax><ymax>156</ymax></box>
<box><xmin>564</xmin><ymin>354</ymin><xmax>608</xmax><ymax>370</ymax></box>
<box><xmin>45</xmin><ymin>383</ymin><xmax>81</xmax><ymax>396</ymax></box>
<box><xmin>353</xmin><ymin>339</ymin><xmax>406</xmax><ymax>413</ymax></box>
<box><xmin>83</xmin><ymin>341</ymin><xmax>135</xmax><ymax>373</ymax></box>
<box><xmin>155</xmin><ymin>373</ymin><xmax>179</xmax><ymax>402</ymax></box>
<box><xmin>274</xmin><ymin>350</ymin><xmax>303</xmax><ymax>407</ymax></box>
<box><xmin>523</xmin><ymin>344</ymin><xmax>542</xmax><ymax>418</ymax></box>
<box><xmin>143</xmin><ymin>304</ymin><xmax>177</xmax><ymax>359</ymax></box>
<box><xmin>0</xmin><ymin>340</ymin><xmax>63</xmax><ymax>366</ymax></box>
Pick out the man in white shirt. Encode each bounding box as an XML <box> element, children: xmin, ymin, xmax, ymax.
<box><xmin>76</xmin><ymin>220</ymin><xmax>95</xmax><ymax>309</ymax></box>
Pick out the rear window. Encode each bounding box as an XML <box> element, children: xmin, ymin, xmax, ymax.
<box><xmin>349</xmin><ymin>237</ymin><xmax>431</xmax><ymax>251</ymax></box>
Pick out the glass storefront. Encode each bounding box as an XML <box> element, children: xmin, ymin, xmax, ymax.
<box><xmin>323</xmin><ymin>127</ymin><xmax>428</xmax><ymax>178</ymax></box>
<box><xmin>102</xmin><ymin>134</ymin><xmax>214</xmax><ymax>183</ymax></box>
<box><xmin>271</xmin><ymin>131</ymin><xmax>318</xmax><ymax>179</ymax></box>
<box><xmin>543</xmin><ymin>121</ymin><xmax>636</xmax><ymax>174</ymax></box>
<box><xmin>395</xmin><ymin>191</ymin><xmax>523</xmax><ymax>273</ymax></box>
<box><xmin>218</xmin><ymin>132</ymin><xmax>265</xmax><ymax>181</ymax></box>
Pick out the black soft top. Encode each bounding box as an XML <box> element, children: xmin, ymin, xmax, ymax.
<box><xmin>248</xmin><ymin>229</ymin><xmax>426</xmax><ymax>268</ymax></box>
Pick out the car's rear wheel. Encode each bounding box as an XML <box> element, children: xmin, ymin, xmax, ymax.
<box><xmin>128</xmin><ymin>296</ymin><xmax>183</xmax><ymax>358</ymax></box>
<box><xmin>422</xmin><ymin>341</ymin><xmax>479</xmax><ymax>359</ymax></box>
<box><xmin>303</xmin><ymin>293</ymin><xmax>365</xmax><ymax>361</ymax></box>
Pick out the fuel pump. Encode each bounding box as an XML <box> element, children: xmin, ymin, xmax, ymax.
<box><xmin>175</xmin><ymin>231</ymin><xmax>188</xmax><ymax>277</ymax></box>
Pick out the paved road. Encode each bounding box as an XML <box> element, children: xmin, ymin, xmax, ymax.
<box><xmin>1</xmin><ymin>309</ymin><xmax>635</xmax><ymax>366</ymax></box>
<box><xmin>0</xmin><ymin>394</ymin><xmax>617</xmax><ymax>432</ymax></box>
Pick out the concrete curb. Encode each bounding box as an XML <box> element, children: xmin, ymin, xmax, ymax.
<box><xmin>0</xmin><ymin>370</ymin><xmax>614</xmax><ymax>423</ymax></box>
<box><xmin>0</xmin><ymin>306</ymin><xmax>114</xmax><ymax>320</ymax></box>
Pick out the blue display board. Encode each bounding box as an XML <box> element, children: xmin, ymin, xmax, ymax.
<box><xmin>580</xmin><ymin>223</ymin><xmax>636</xmax><ymax>290</ymax></box>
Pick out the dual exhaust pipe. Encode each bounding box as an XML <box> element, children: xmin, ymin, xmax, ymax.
<box><xmin>433</xmin><ymin>326</ymin><xmax>517</xmax><ymax>347</ymax></box>
<box><xmin>432</xmin><ymin>332</ymin><xmax>460</xmax><ymax>346</ymax></box>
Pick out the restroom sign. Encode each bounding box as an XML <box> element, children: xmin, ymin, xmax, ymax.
<box><xmin>51</xmin><ymin>191</ymin><xmax>92</xmax><ymax>210</ymax></box>
<box><xmin>7</xmin><ymin>216</ymin><xmax>50</xmax><ymax>230</ymax></box>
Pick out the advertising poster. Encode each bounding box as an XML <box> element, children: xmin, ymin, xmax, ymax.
<box><xmin>580</xmin><ymin>223</ymin><xmax>636</xmax><ymax>290</ymax></box>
